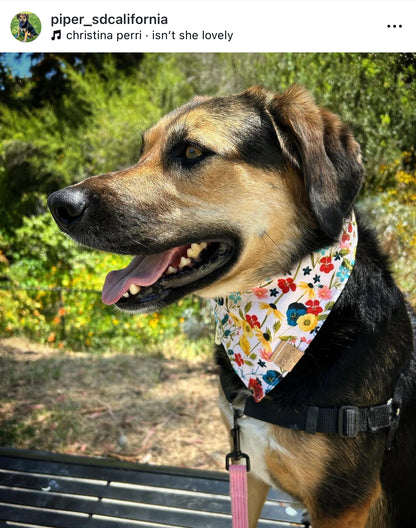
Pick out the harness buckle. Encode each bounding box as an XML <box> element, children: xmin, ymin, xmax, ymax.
<box><xmin>338</xmin><ymin>406</ymin><xmax>360</xmax><ymax>437</ymax></box>
<box><xmin>385</xmin><ymin>372</ymin><xmax>405</xmax><ymax>451</ymax></box>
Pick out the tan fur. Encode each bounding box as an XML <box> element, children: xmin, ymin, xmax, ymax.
<box><xmin>265</xmin><ymin>429</ymin><xmax>331</xmax><ymax>506</ymax></box>
<box><xmin>247</xmin><ymin>473</ymin><xmax>270</xmax><ymax>528</ymax></box>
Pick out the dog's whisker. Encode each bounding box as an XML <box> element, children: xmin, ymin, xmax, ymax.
<box><xmin>261</xmin><ymin>231</ymin><xmax>280</xmax><ymax>251</ymax></box>
<box><xmin>128</xmin><ymin>238</ymin><xmax>152</xmax><ymax>252</ymax></box>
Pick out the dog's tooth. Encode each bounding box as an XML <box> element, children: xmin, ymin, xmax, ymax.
<box><xmin>187</xmin><ymin>243</ymin><xmax>201</xmax><ymax>259</ymax></box>
<box><xmin>122</xmin><ymin>292</ymin><xmax>130</xmax><ymax>298</ymax></box>
<box><xmin>179</xmin><ymin>257</ymin><xmax>192</xmax><ymax>269</ymax></box>
<box><xmin>129</xmin><ymin>284</ymin><xmax>141</xmax><ymax>295</ymax></box>
<box><xmin>187</xmin><ymin>242</ymin><xmax>208</xmax><ymax>259</ymax></box>
<box><xmin>166</xmin><ymin>266</ymin><xmax>178</xmax><ymax>275</ymax></box>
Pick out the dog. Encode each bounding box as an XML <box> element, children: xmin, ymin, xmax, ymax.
<box><xmin>48</xmin><ymin>85</ymin><xmax>416</xmax><ymax>528</ymax></box>
<box><xmin>16</xmin><ymin>14</ymin><xmax>38</xmax><ymax>42</ymax></box>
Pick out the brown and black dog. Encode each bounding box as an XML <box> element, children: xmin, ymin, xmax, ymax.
<box><xmin>16</xmin><ymin>14</ymin><xmax>38</xmax><ymax>41</ymax></box>
<box><xmin>48</xmin><ymin>86</ymin><xmax>416</xmax><ymax>528</ymax></box>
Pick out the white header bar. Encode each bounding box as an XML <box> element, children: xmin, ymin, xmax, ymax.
<box><xmin>2</xmin><ymin>1</ymin><xmax>414</xmax><ymax>53</ymax></box>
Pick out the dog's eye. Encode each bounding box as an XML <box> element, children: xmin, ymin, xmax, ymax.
<box><xmin>185</xmin><ymin>145</ymin><xmax>203</xmax><ymax>160</ymax></box>
<box><xmin>169</xmin><ymin>142</ymin><xmax>212</xmax><ymax>168</ymax></box>
<box><xmin>168</xmin><ymin>140</ymin><xmax>213</xmax><ymax>169</ymax></box>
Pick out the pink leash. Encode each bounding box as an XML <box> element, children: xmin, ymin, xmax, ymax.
<box><xmin>226</xmin><ymin>410</ymin><xmax>251</xmax><ymax>528</ymax></box>
<box><xmin>229</xmin><ymin>464</ymin><xmax>249</xmax><ymax>528</ymax></box>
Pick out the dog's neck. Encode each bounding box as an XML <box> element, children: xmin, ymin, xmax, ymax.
<box><xmin>213</xmin><ymin>213</ymin><xmax>358</xmax><ymax>402</ymax></box>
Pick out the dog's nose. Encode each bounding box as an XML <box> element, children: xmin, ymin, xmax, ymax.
<box><xmin>48</xmin><ymin>188</ymin><xmax>89</xmax><ymax>230</ymax></box>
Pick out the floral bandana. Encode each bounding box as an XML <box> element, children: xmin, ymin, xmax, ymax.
<box><xmin>213</xmin><ymin>213</ymin><xmax>358</xmax><ymax>402</ymax></box>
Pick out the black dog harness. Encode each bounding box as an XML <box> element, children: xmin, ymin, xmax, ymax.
<box><xmin>221</xmin><ymin>370</ymin><xmax>405</xmax><ymax>449</ymax></box>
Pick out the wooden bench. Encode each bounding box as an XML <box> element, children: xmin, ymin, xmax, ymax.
<box><xmin>0</xmin><ymin>447</ymin><xmax>306</xmax><ymax>527</ymax></box>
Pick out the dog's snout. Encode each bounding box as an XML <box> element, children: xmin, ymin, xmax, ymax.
<box><xmin>48</xmin><ymin>188</ymin><xmax>89</xmax><ymax>230</ymax></box>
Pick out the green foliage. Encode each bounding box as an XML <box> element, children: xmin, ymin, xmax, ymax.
<box><xmin>1</xmin><ymin>209</ymin><xmax>211</xmax><ymax>351</ymax></box>
<box><xmin>359</xmin><ymin>150</ymin><xmax>416</xmax><ymax>306</ymax></box>
<box><xmin>0</xmin><ymin>54</ymin><xmax>192</xmax><ymax>232</ymax></box>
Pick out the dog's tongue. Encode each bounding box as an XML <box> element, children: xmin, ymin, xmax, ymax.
<box><xmin>101</xmin><ymin>249</ymin><xmax>176</xmax><ymax>305</ymax></box>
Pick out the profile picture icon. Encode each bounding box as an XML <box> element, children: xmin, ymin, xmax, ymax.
<box><xmin>11</xmin><ymin>12</ymin><xmax>41</xmax><ymax>42</ymax></box>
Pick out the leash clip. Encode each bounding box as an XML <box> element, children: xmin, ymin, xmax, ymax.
<box><xmin>226</xmin><ymin>410</ymin><xmax>251</xmax><ymax>472</ymax></box>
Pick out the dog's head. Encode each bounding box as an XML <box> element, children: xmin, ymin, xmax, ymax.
<box><xmin>48</xmin><ymin>86</ymin><xmax>363</xmax><ymax>312</ymax></box>
<box><xmin>17</xmin><ymin>14</ymin><xmax>29</xmax><ymax>25</ymax></box>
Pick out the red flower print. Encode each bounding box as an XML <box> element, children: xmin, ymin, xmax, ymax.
<box><xmin>234</xmin><ymin>353</ymin><xmax>244</xmax><ymax>367</ymax></box>
<box><xmin>248</xmin><ymin>378</ymin><xmax>264</xmax><ymax>402</ymax></box>
<box><xmin>340</xmin><ymin>231</ymin><xmax>351</xmax><ymax>249</ymax></box>
<box><xmin>245</xmin><ymin>314</ymin><xmax>261</xmax><ymax>328</ymax></box>
<box><xmin>319</xmin><ymin>256</ymin><xmax>334</xmax><ymax>274</ymax></box>
<box><xmin>278</xmin><ymin>278</ymin><xmax>296</xmax><ymax>294</ymax></box>
<box><xmin>306</xmin><ymin>300</ymin><xmax>323</xmax><ymax>316</ymax></box>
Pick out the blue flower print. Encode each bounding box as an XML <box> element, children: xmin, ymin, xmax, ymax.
<box><xmin>336</xmin><ymin>266</ymin><xmax>350</xmax><ymax>282</ymax></box>
<box><xmin>221</xmin><ymin>314</ymin><xmax>229</xmax><ymax>325</ymax></box>
<box><xmin>229</xmin><ymin>292</ymin><xmax>242</xmax><ymax>303</ymax></box>
<box><xmin>286</xmin><ymin>302</ymin><xmax>307</xmax><ymax>326</ymax></box>
<box><xmin>262</xmin><ymin>370</ymin><xmax>281</xmax><ymax>385</ymax></box>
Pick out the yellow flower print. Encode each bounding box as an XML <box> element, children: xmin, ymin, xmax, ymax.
<box><xmin>230</xmin><ymin>313</ymin><xmax>254</xmax><ymax>337</ymax></box>
<box><xmin>254</xmin><ymin>327</ymin><xmax>272</xmax><ymax>354</ymax></box>
<box><xmin>239</xmin><ymin>334</ymin><xmax>251</xmax><ymax>355</ymax></box>
<box><xmin>259</xmin><ymin>302</ymin><xmax>284</xmax><ymax>321</ymax></box>
<box><xmin>229</xmin><ymin>313</ymin><xmax>244</xmax><ymax>328</ymax></box>
<box><xmin>297</xmin><ymin>313</ymin><xmax>318</xmax><ymax>331</ymax></box>
<box><xmin>298</xmin><ymin>282</ymin><xmax>316</xmax><ymax>300</ymax></box>
<box><xmin>242</xmin><ymin>319</ymin><xmax>254</xmax><ymax>338</ymax></box>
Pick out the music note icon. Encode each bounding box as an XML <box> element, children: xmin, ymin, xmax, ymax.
<box><xmin>51</xmin><ymin>29</ymin><xmax>61</xmax><ymax>41</ymax></box>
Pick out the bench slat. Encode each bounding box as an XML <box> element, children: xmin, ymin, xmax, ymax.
<box><xmin>0</xmin><ymin>454</ymin><xmax>231</xmax><ymax>495</ymax></box>
<box><xmin>0</xmin><ymin>448</ymin><xmax>305</xmax><ymax>527</ymax></box>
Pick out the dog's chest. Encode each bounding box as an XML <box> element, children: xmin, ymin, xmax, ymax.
<box><xmin>219</xmin><ymin>394</ymin><xmax>281</xmax><ymax>487</ymax></box>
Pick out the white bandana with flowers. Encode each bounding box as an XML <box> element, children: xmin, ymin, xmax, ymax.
<box><xmin>213</xmin><ymin>213</ymin><xmax>358</xmax><ymax>402</ymax></box>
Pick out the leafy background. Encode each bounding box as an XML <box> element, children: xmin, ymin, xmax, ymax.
<box><xmin>0</xmin><ymin>53</ymin><xmax>415</xmax><ymax>353</ymax></box>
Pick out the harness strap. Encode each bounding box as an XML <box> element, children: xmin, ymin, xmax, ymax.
<box><xmin>221</xmin><ymin>372</ymin><xmax>405</xmax><ymax>441</ymax></box>
<box><xmin>244</xmin><ymin>398</ymin><xmax>394</xmax><ymax>437</ymax></box>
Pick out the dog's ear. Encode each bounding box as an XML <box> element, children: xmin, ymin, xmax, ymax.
<box><xmin>16</xmin><ymin>14</ymin><xmax>21</xmax><ymax>19</ymax></box>
<box><xmin>266</xmin><ymin>85</ymin><xmax>364</xmax><ymax>239</ymax></box>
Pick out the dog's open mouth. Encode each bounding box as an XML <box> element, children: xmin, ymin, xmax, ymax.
<box><xmin>101</xmin><ymin>241</ymin><xmax>235</xmax><ymax>310</ymax></box>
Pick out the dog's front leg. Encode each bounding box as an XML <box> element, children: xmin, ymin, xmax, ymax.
<box><xmin>307</xmin><ymin>481</ymin><xmax>383</xmax><ymax>528</ymax></box>
<box><xmin>247</xmin><ymin>472</ymin><xmax>270</xmax><ymax>528</ymax></box>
